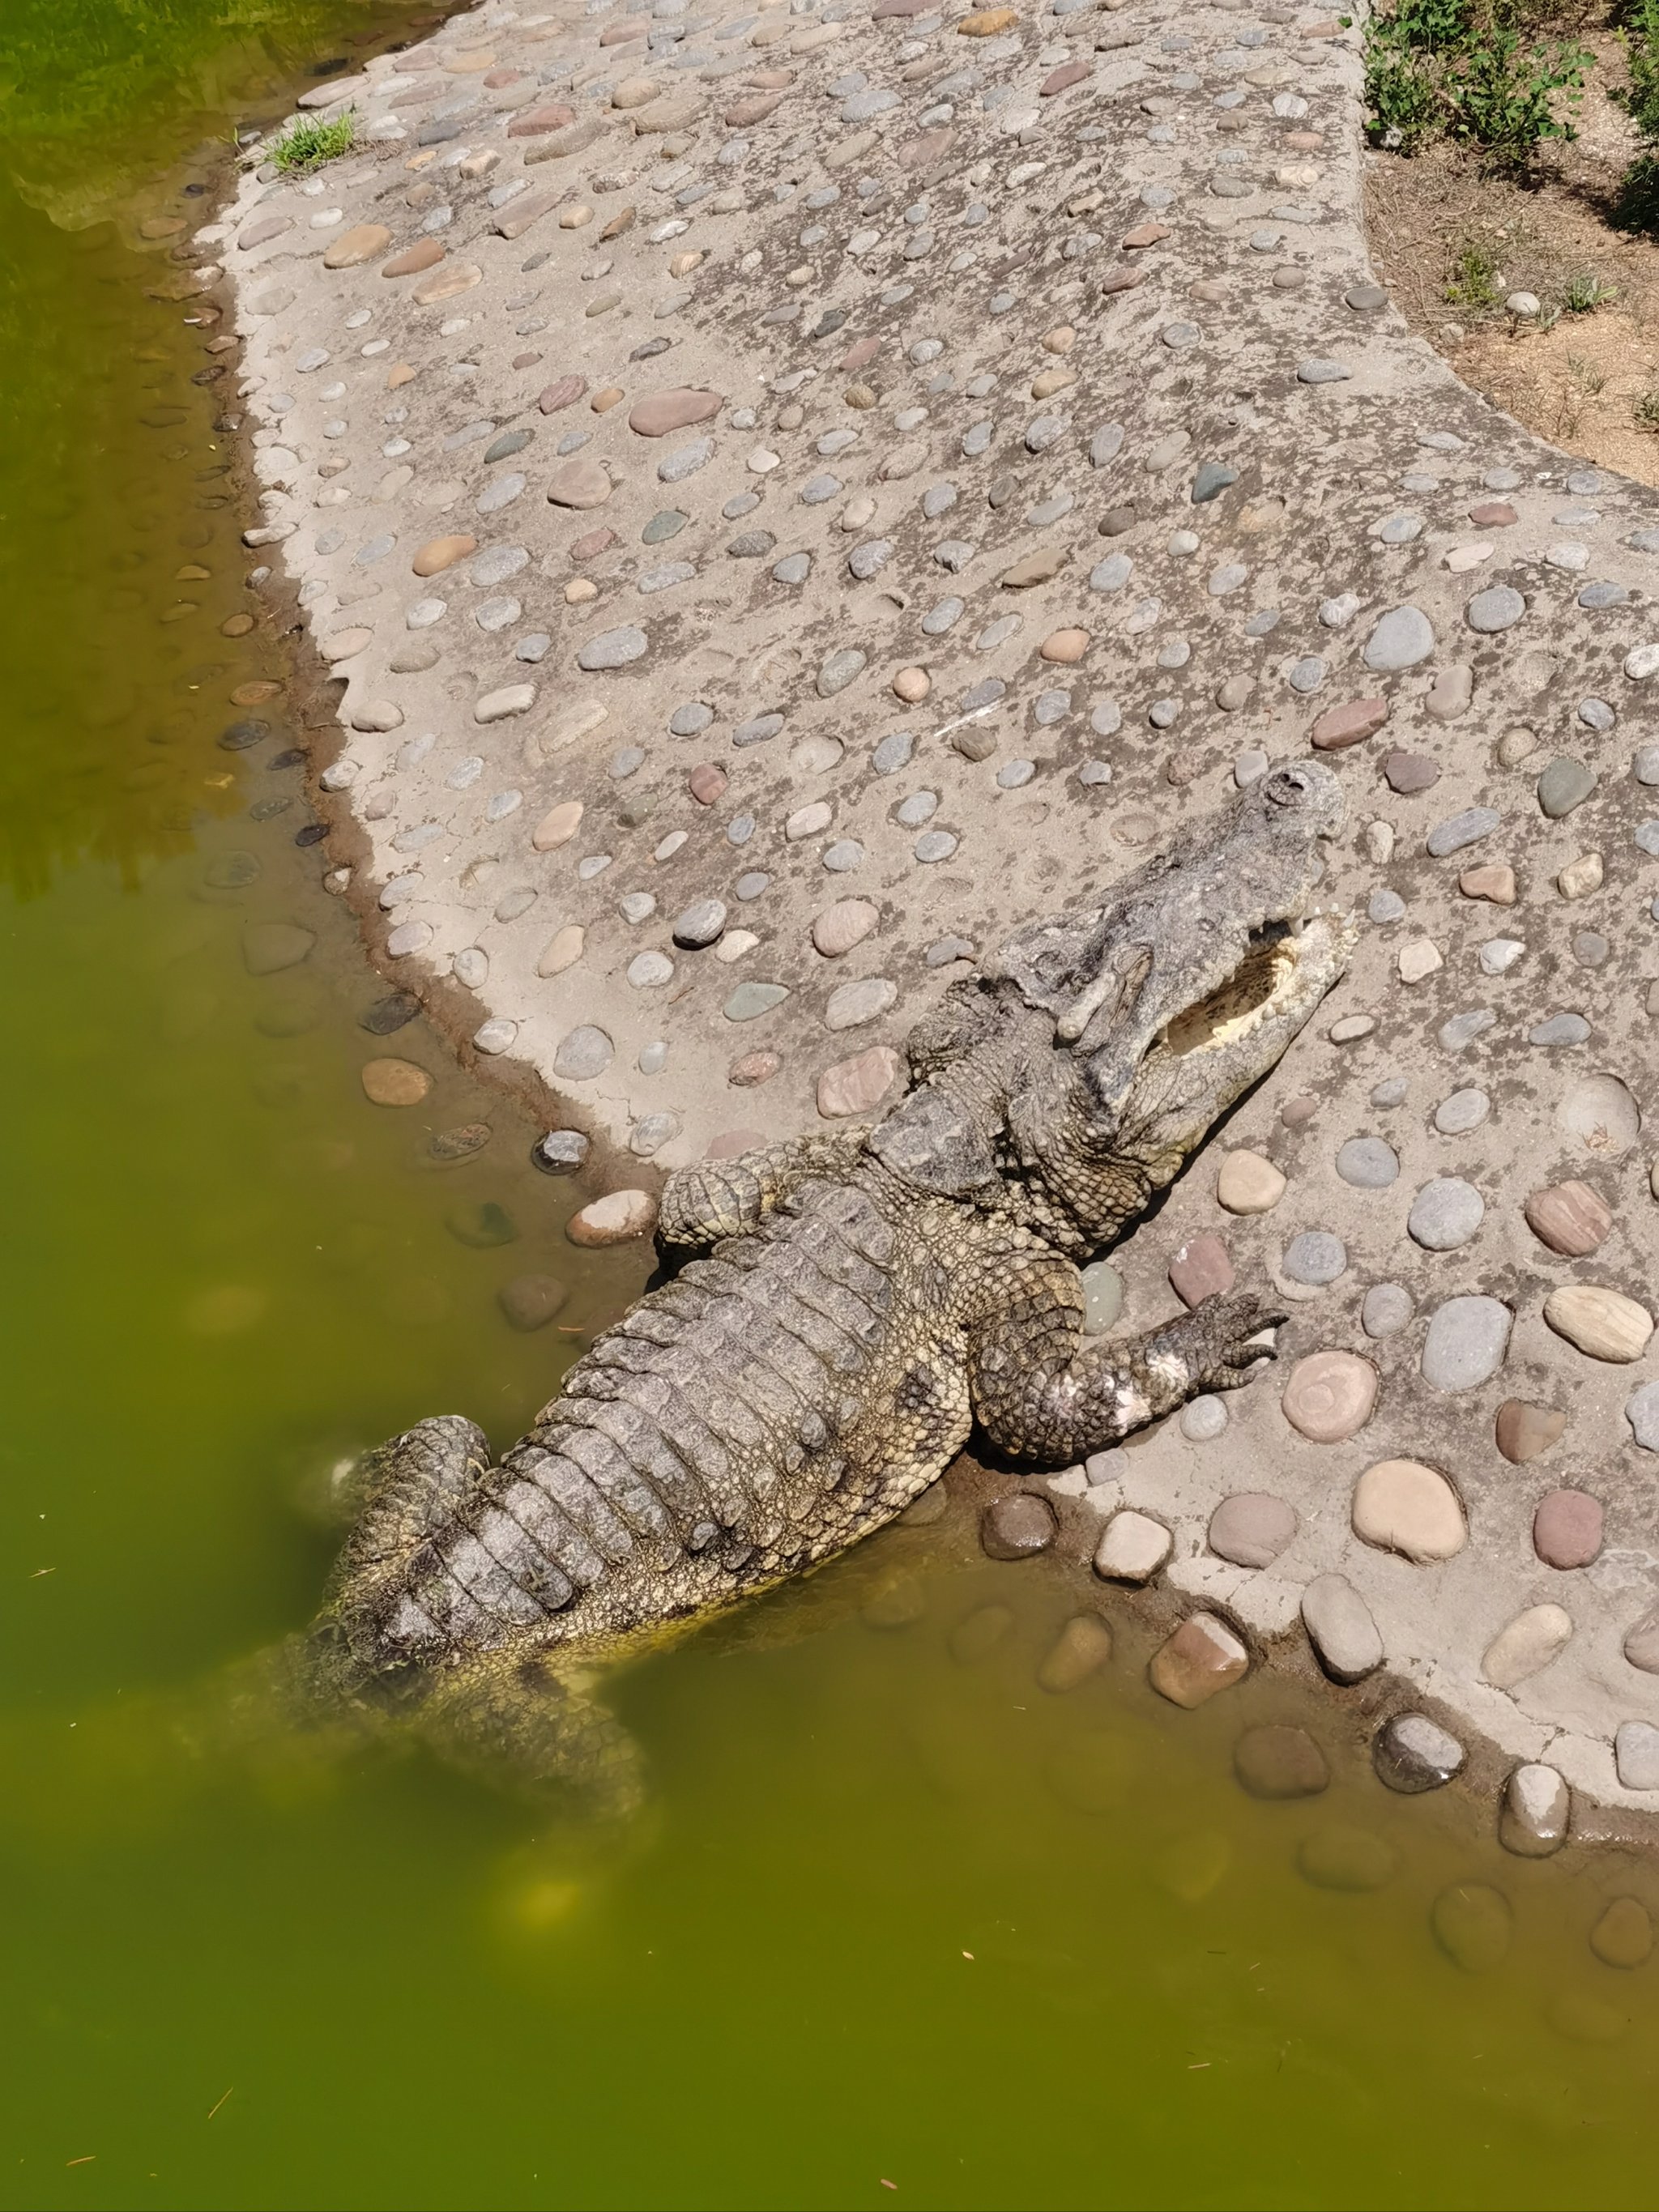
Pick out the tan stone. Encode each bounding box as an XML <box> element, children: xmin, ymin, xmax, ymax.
<box><xmin>1495</xmin><ymin>1400</ymin><xmax>1566</xmax><ymax>1464</ymax></box>
<box><xmin>565</xmin><ymin>579</ymin><xmax>597</xmax><ymax>604</ymax></box>
<box><xmin>323</xmin><ymin>223</ymin><xmax>391</xmax><ymax>269</ymax></box>
<box><xmin>1149</xmin><ymin>1613</ymin><xmax>1248</xmax><ymax>1708</ymax></box>
<box><xmin>1525</xmin><ymin>1179</ymin><xmax>1611</xmax><ymax>1256</ymax></box>
<box><xmin>1352</xmin><ymin>1460</ymin><xmax>1466</xmax><ymax>1562</ymax></box>
<box><xmin>1039</xmin><ymin>628</ymin><xmax>1090</xmax><ymax>664</ymax></box>
<box><xmin>538</xmin><ymin>924</ymin><xmax>585</xmax><ymax>977</ymax></box>
<box><xmin>1030</xmin><ymin>365</ymin><xmax>1076</xmax><ymax>399</ymax></box>
<box><xmin>893</xmin><ymin>666</ymin><xmax>931</xmax><ymax>701</ymax></box>
<box><xmin>1590</xmin><ymin>1897</ymin><xmax>1653</xmax><ymax>1969</ymax></box>
<box><xmin>1041</xmin><ymin>325</ymin><xmax>1077</xmax><ymax>355</ymax></box>
<box><xmin>382</xmin><ymin>238</ymin><xmax>445</xmax><ymax>278</ymax></box>
<box><xmin>1544</xmin><ymin>1285</ymin><xmax>1654</xmax><ymax>1362</ymax></box>
<box><xmin>546</xmin><ymin>458</ymin><xmax>612</xmax><ymax>509</ymax></box>
<box><xmin>1035</xmin><ymin>1615</ymin><xmax>1114</xmax><ymax>1693</ymax></box>
<box><xmin>320</xmin><ymin>627</ymin><xmax>373</xmax><ymax>663</ymax></box>
<box><xmin>1482</xmin><ymin>1604</ymin><xmax>1573</xmax><ymax>1690</ymax></box>
<box><xmin>360</xmin><ymin>1057</ymin><xmax>432</xmax><ymax>1107</ymax></box>
<box><xmin>629</xmin><ymin>386</ymin><xmax>723</xmax><ymax>437</ymax></box>
<box><xmin>386</xmin><ymin>362</ymin><xmax>417</xmax><ymax>390</ymax></box>
<box><xmin>560</xmin><ymin>205</ymin><xmax>594</xmax><ymax>230</ymax></box>
<box><xmin>817</xmin><ymin>1046</ymin><xmax>903</xmax><ymax>1118</ymax></box>
<box><xmin>1557</xmin><ymin>851</ymin><xmax>1603</xmax><ymax>899</ymax></box>
<box><xmin>611</xmin><ymin>74</ymin><xmax>661</xmax><ymax>108</ymax></box>
<box><xmin>591</xmin><ymin>386</ymin><xmax>625</xmax><ymax>412</ymax></box>
<box><xmin>812</xmin><ymin>900</ymin><xmax>879</xmax><ymax>957</ymax></box>
<box><xmin>412</xmin><ymin>533</ymin><xmax>476</xmax><ymax>577</ymax></box>
<box><xmin>1000</xmin><ymin>546</ymin><xmax>1066</xmax><ymax>588</ymax></box>
<box><xmin>959</xmin><ymin>6</ymin><xmax>1018</xmax><ymax>31</ymax></box>
<box><xmin>567</xmin><ymin>1189</ymin><xmax>657</xmax><ymax>1247</ymax></box>
<box><xmin>599</xmin><ymin>205</ymin><xmax>637</xmax><ymax>241</ymax></box>
<box><xmin>412</xmin><ymin>261</ymin><xmax>482</xmax><ymax>305</ymax></box>
<box><xmin>532</xmin><ymin>800</ymin><xmax>584</xmax><ymax>851</ymax></box>
<box><xmin>1216</xmin><ymin>1148</ymin><xmax>1285</xmax><ymax>1214</ymax></box>
<box><xmin>1281</xmin><ymin>1350</ymin><xmax>1378</xmax><ymax>1443</ymax></box>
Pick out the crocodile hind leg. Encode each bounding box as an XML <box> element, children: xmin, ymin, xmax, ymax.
<box><xmin>318</xmin><ymin>1414</ymin><xmax>493</xmax><ymax>1664</ymax></box>
<box><xmin>416</xmin><ymin>1647</ymin><xmax>646</xmax><ymax>1824</ymax></box>
<box><xmin>656</xmin><ymin>1129</ymin><xmax>869</xmax><ymax>1253</ymax></box>
<box><xmin>963</xmin><ymin>1238</ymin><xmax>1284</xmax><ymax>1464</ymax></box>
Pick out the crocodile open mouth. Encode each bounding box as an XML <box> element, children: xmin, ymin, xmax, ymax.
<box><xmin>1158</xmin><ymin>918</ymin><xmax>1311</xmax><ymax>1058</ymax></box>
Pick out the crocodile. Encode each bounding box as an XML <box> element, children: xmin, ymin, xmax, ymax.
<box><xmin>305</xmin><ymin>762</ymin><xmax>1354</xmax><ymax>1818</ymax></box>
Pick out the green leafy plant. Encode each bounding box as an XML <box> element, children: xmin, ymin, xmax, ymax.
<box><xmin>1448</xmin><ymin>26</ymin><xmax>1589</xmax><ymax>169</ymax></box>
<box><xmin>1563</xmin><ymin>272</ymin><xmax>1618</xmax><ymax>313</ymax></box>
<box><xmin>1444</xmin><ymin>241</ymin><xmax>1503</xmax><ymax>308</ymax></box>
<box><xmin>1363</xmin><ymin>0</ymin><xmax>1589</xmax><ymax>167</ymax></box>
<box><xmin>1635</xmin><ymin>388</ymin><xmax>1659</xmax><ymax>431</ymax></box>
<box><xmin>1565</xmin><ymin>352</ymin><xmax>1607</xmax><ymax>394</ymax></box>
<box><xmin>267</xmin><ymin>108</ymin><xmax>356</xmax><ymax>173</ymax></box>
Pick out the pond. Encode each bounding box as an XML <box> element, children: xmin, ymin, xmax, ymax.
<box><xmin>0</xmin><ymin>4</ymin><xmax>1655</xmax><ymax>2206</ymax></box>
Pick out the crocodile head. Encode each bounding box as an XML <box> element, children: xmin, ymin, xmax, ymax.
<box><xmin>992</xmin><ymin>761</ymin><xmax>1354</xmax><ymax>1240</ymax></box>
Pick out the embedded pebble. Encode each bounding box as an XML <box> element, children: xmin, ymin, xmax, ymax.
<box><xmin>1353</xmin><ymin>1459</ymin><xmax>1466</xmax><ymax>1561</ymax></box>
<box><xmin>1281</xmin><ymin>1351</ymin><xmax>1376</xmax><ymax>1443</ymax></box>
<box><xmin>1234</xmin><ymin>1725</ymin><xmax>1329</xmax><ymax>1801</ymax></box>
<box><xmin>1208</xmin><ymin>1491</ymin><xmax>1296</xmax><ymax>1567</ymax></box>
<box><xmin>1375</xmin><ymin>1712</ymin><xmax>1467</xmax><ymax>1793</ymax></box>
<box><xmin>1094</xmin><ymin>1510</ymin><xmax>1172</xmax><ymax>1585</ymax></box>
<box><xmin>1301</xmin><ymin>1573</ymin><xmax>1384</xmax><ymax>1683</ymax></box>
<box><xmin>1148</xmin><ymin>1613</ymin><xmax>1248</xmax><ymax>1709</ymax></box>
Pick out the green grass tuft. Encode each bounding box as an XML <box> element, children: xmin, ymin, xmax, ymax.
<box><xmin>268</xmin><ymin>109</ymin><xmax>356</xmax><ymax>174</ymax></box>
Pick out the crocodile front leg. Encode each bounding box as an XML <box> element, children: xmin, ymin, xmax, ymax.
<box><xmin>962</xmin><ymin>1237</ymin><xmax>1283</xmax><ymax>1464</ymax></box>
<box><xmin>657</xmin><ymin>1129</ymin><xmax>871</xmax><ymax>1253</ymax></box>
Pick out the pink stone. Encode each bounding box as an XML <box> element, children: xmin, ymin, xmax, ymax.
<box><xmin>1469</xmin><ymin>500</ymin><xmax>1517</xmax><ymax>527</ymax></box>
<box><xmin>724</xmin><ymin>92</ymin><xmax>783</xmax><ymax>126</ymax></box>
<box><xmin>688</xmin><ymin>762</ymin><xmax>727</xmax><ymax>806</ymax></box>
<box><xmin>1169</xmin><ymin>1232</ymin><xmax>1233</xmax><ymax>1307</ymax></box>
<box><xmin>1311</xmin><ymin>697</ymin><xmax>1388</xmax><ymax>750</ymax></box>
<box><xmin>538</xmin><ymin>374</ymin><xmax>587</xmax><ymax>415</ymax></box>
<box><xmin>899</xmin><ymin>126</ymin><xmax>955</xmax><ymax>170</ymax></box>
<box><xmin>1041</xmin><ymin>60</ymin><xmax>1090</xmax><ymax>94</ymax></box>
<box><xmin>727</xmin><ymin>1052</ymin><xmax>780</xmax><ymax>1089</ymax></box>
<box><xmin>1281</xmin><ymin>1350</ymin><xmax>1378</xmax><ymax>1443</ymax></box>
<box><xmin>706</xmin><ymin>1127</ymin><xmax>768</xmax><ymax>1159</ymax></box>
<box><xmin>817</xmin><ymin>1046</ymin><xmax>903</xmax><ymax>1119</ymax></box>
<box><xmin>1208</xmin><ymin>1492</ymin><xmax>1298</xmax><ymax>1568</ymax></box>
<box><xmin>628</xmin><ymin>386</ymin><xmax>723</xmax><ymax>437</ymax></box>
<box><xmin>1524</xmin><ymin>1179</ymin><xmax>1612</xmax><ymax>1258</ymax></box>
<box><xmin>1149</xmin><ymin>1613</ymin><xmax>1249</xmax><ymax>1707</ymax></box>
<box><xmin>1533</xmin><ymin>1488</ymin><xmax>1604</xmax><ymax>1570</ymax></box>
<box><xmin>570</xmin><ymin>525</ymin><xmax>615</xmax><ymax>560</ymax></box>
<box><xmin>508</xmin><ymin>102</ymin><xmax>577</xmax><ymax>135</ymax></box>
<box><xmin>839</xmin><ymin>336</ymin><xmax>881</xmax><ymax>372</ymax></box>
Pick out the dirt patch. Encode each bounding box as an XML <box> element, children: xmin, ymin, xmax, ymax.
<box><xmin>1362</xmin><ymin>12</ymin><xmax>1659</xmax><ymax>484</ymax></box>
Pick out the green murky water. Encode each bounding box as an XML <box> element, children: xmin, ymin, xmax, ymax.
<box><xmin>2</xmin><ymin>7</ymin><xmax>1657</xmax><ymax>2206</ymax></box>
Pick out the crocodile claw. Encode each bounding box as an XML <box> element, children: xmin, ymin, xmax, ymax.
<box><xmin>1175</xmin><ymin>1292</ymin><xmax>1288</xmax><ymax>1395</ymax></box>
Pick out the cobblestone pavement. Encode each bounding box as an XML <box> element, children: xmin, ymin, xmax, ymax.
<box><xmin>215</xmin><ymin>0</ymin><xmax>1659</xmax><ymax>1832</ymax></box>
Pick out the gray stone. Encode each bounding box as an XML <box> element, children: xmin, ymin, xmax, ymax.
<box><xmin>724</xmin><ymin>982</ymin><xmax>789</xmax><ymax>1021</ymax></box>
<box><xmin>1626</xmin><ymin>1379</ymin><xmax>1659</xmax><ymax>1451</ymax></box>
<box><xmin>577</xmin><ymin>624</ymin><xmax>648</xmax><ymax>671</ymax></box>
<box><xmin>1408</xmin><ymin>1177</ymin><xmax>1485</xmax><ymax>1251</ymax></box>
<box><xmin>1434</xmin><ymin>1087</ymin><xmax>1490</xmax><ymax>1134</ymax></box>
<box><xmin>1421</xmin><ymin>1295</ymin><xmax>1512</xmax><ymax>1390</ymax></box>
<box><xmin>552</xmin><ymin>1025</ymin><xmax>613</xmax><ymax>1080</ymax></box>
<box><xmin>1337</xmin><ymin>1136</ymin><xmax>1399</xmax><ymax>1188</ymax></box>
<box><xmin>1375</xmin><ymin>1711</ymin><xmax>1465</xmax><ymax>1792</ymax></box>
<box><xmin>1538</xmin><ymin>757</ymin><xmax>1597</xmax><ymax>817</ymax></box>
<box><xmin>1363</xmin><ymin>604</ymin><xmax>1435</xmax><ymax>671</ymax></box>
<box><xmin>1363</xmin><ymin>1282</ymin><xmax>1414</xmax><ymax>1338</ymax></box>
<box><xmin>673</xmin><ymin>898</ymin><xmax>727</xmax><ymax>948</ymax></box>
<box><xmin>1466</xmin><ymin>585</ymin><xmax>1526</xmax><ymax>633</ymax></box>
<box><xmin>1301</xmin><ymin>1572</ymin><xmax>1383</xmax><ymax>1682</ymax></box>
<box><xmin>1614</xmin><ymin>1721</ymin><xmax>1659</xmax><ymax>1791</ymax></box>
<box><xmin>1427</xmin><ymin>807</ymin><xmax>1499</xmax><ymax>857</ymax></box>
<box><xmin>1282</xmin><ymin>1230</ymin><xmax>1346</xmax><ymax>1285</ymax></box>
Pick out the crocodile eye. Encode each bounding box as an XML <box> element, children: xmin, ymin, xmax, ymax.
<box><xmin>1265</xmin><ymin>767</ymin><xmax>1313</xmax><ymax>808</ymax></box>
